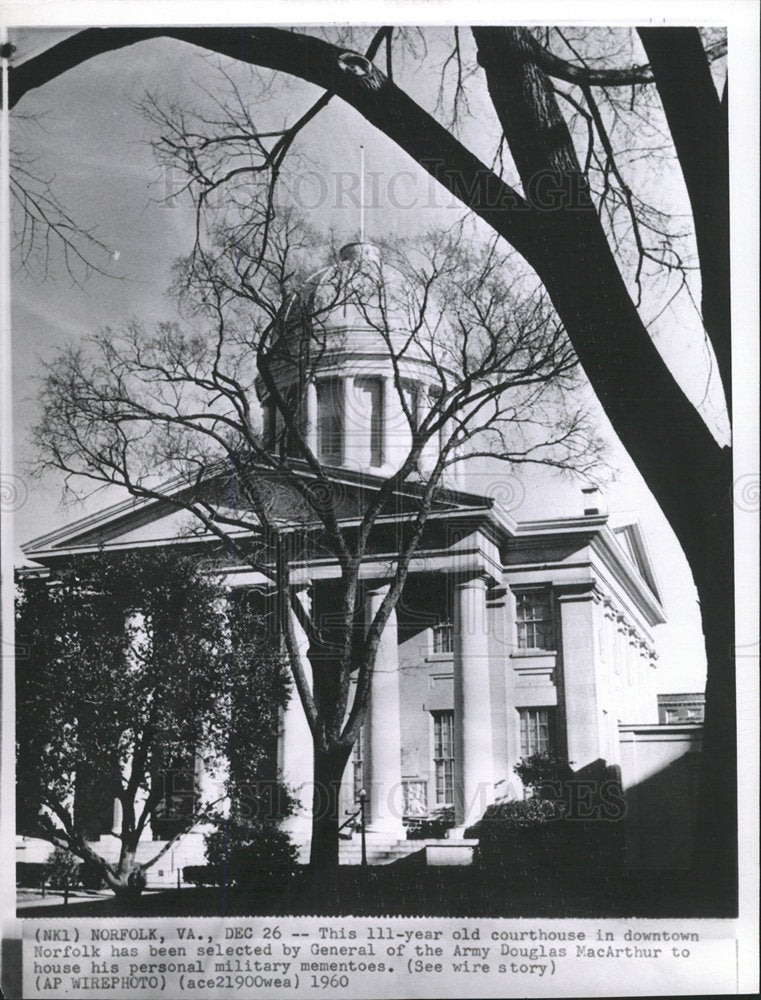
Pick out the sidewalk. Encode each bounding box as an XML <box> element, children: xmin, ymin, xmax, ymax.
<box><xmin>17</xmin><ymin>889</ymin><xmax>113</xmax><ymax>910</ymax></box>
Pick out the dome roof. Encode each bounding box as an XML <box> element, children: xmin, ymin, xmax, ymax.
<box><xmin>257</xmin><ymin>241</ymin><xmax>462</xmax><ymax>483</ymax></box>
<box><xmin>277</xmin><ymin>241</ymin><xmax>433</xmax><ymax>369</ymax></box>
<box><xmin>310</xmin><ymin>242</ymin><xmax>380</xmax><ymax>318</ymax></box>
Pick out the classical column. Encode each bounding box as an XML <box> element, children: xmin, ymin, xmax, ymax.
<box><xmin>186</xmin><ymin>595</ymin><xmax>231</xmax><ymax>832</ymax></box>
<box><xmin>557</xmin><ymin>583</ymin><xmax>602</xmax><ymax>769</ymax></box>
<box><xmin>382</xmin><ymin>375</ymin><xmax>396</xmax><ymax>469</ymax></box>
<box><xmin>364</xmin><ymin>584</ymin><xmax>404</xmax><ymax>836</ymax></box>
<box><xmin>280</xmin><ymin>586</ymin><xmax>314</xmax><ymax>842</ymax></box>
<box><xmin>453</xmin><ymin>575</ymin><xmax>494</xmax><ymax>830</ymax></box>
<box><xmin>342</xmin><ymin>375</ymin><xmax>358</xmax><ymax>469</ymax></box>
<box><xmin>305</xmin><ymin>380</ymin><xmax>318</xmax><ymax>455</ymax></box>
<box><xmin>111</xmin><ymin>797</ymin><xmax>123</xmax><ymax>836</ymax></box>
<box><xmin>118</xmin><ymin>608</ymin><xmax>152</xmax><ymax>838</ymax></box>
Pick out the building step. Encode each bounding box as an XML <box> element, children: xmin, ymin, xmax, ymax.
<box><xmin>339</xmin><ymin>836</ymin><xmax>477</xmax><ymax>866</ymax></box>
<box><xmin>339</xmin><ymin>837</ymin><xmax>432</xmax><ymax>865</ymax></box>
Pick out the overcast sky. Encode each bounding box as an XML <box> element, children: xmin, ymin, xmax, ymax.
<box><xmin>5</xmin><ymin>22</ymin><xmax>741</xmax><ymax>693</ymax></box>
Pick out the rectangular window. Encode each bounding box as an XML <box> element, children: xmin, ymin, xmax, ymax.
<box><xmin>515</xmin><ymin>589</ymin><xmax>554</xmax><ymax>650</ymax></box>
<box><xmin>432</xmin><ymin>710</ymin><xmax>455</xmax><ymax>805</ymax></box>
<box><xmin>432</xmin><ymin>621</ymin><xmax>453</xmax><ymax>654</ymax></box>
<box><xmin>352</xmin><ymin>727</ymin><xmax>364</xmax><ymax>802</ymax></box>
<box><xmin>285</xmin><ymin>385</ymin><xmax>304</xmax><ymax>457</ymax></box>
<box><xmin>316</xmin><ymin>378</ymin><xmax>343</xmax><ymax>464</ymax></box>
<box><xmin>519</xmin><ymin>707</ymin><xmax>555</xmax><ymax>757</ymax></box>
<box><xmin>261</xmin><ymin>398</ymin><xmax>276</xmax><ymax>450</ymax></box>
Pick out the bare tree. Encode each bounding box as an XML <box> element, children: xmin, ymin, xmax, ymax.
<box><xmin>9</xmin><ymin>111</ymin><xmax>116</xmax><ymax>285</ymax></box>
<box><xmin>32</xmin><ymin>207</ymin><xmax>602</xmax><ymax>871</ymax></box>
<box><xmin>9</xmin><ymin>22</ymin><xmax>735</xmax><ymax>898</ymax></box>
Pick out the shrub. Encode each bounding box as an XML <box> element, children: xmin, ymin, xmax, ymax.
<box><xmin>183</xmin><ymin>865</ymin><xmax>218</xmax><ymax>887</ymax></box>
<box><xmin>45</xmin><ymin>847</ymin><xmax>80</xmax><ymax>890</ymax></box>
<box><xmin>405</xmin><ymin>807</ymin><xmax>455</xmax><ymax>840</ymax></box>
<box><xmin>16</xmin><ymin>862</ymin><xmax>48</xmax><ymax>888</ymax></box>
<box><xmin>78</xmin><ymin>861</ymin><xmax>107</xmax><ymax>890</ymax></box>
<box><xmin>513</xmin><ymin>753</ymin><xmax>574</xmax><ymax>802</ymax></box>
<box><xmin>471</xmin><ymin>796</ymin><xmax>625</xmax><ymax>877</ymax></box>
<box><xmin>472</xmin><ymin>797</ymin><xmax>567</xmax><ymax>835</ymax></box>
<box><xmin>470</xmin><ymin>798</ymin><xmax>566</xmax><ymax>870</ymax></box>
<box><xmin>204</xmin><ymin>817</ymin><xmax>298</xmax><ymax>888</ymax></box>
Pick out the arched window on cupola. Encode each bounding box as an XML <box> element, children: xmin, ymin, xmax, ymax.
<box><xmin>284</xmin><ymin>384</ymin><xmax>314</xmax><ymax>459</ymax></box>
<box><xmin>261</xmin><ymin>398</ymin><xmax>276</xmax><ymax>451</ymax></box>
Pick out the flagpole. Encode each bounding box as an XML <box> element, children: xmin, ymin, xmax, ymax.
<box><xmin>359</xmin><ymin>144</ymin><xmax>365</xmax><ymax>243</ymax></box>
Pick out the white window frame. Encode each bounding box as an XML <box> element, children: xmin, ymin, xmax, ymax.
<box><xmin>518</xmin><ymin>706</ymin><xmax>556</xmax><ymax>757</ymax></box>
<box><xmin>432</xmin><ymin>710</ymin><xmax>455</xmax><ymax>806</ymax></box>
<box><xmin>514</xmin><ymin>588</ymin><xmax>554</xmax><ymax>651</ymax></box>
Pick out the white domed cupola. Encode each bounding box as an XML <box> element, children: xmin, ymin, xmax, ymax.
<box><xmin>257</xmin><ymin>241</ymin><xmax>458</xmax><ymax>481</ymax></box>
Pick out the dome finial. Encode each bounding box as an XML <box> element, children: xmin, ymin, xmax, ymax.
<box><xmin>339</xmin><ymin>241</ymin><xmax>381</xmax><ymax>264</ymax></box>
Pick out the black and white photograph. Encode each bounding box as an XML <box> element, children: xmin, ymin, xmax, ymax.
<box><xmin>0</xmin><ymin>3</ymin><xmax>758</xmax><ymax>997</ymax></box>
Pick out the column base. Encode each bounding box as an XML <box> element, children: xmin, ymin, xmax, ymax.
<box><xmin>281</xmin><ymin>814</ymin><xmax>313</xmax><ymax>837</ymax></box>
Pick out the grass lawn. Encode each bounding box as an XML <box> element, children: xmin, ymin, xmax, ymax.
<box><xmin>18</xmin><ymin>863</ymin><xmax>734</xmax><ymax>919</ymax></box>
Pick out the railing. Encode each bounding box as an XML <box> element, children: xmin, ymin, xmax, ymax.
<box><xmin>339</xmin><ymin>791</ymin><xmax>368</xmax><ymax>865</ymax></box>
<box><xmin>338</xmin><ymin>807</ymin><xmax>360</xmax><ymax>837</ymax></box>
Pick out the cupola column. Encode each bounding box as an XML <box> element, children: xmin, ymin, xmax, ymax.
<box><xmin>382</xmin><ymin>374</ymin><xmax>397</xmax><ymax>469</ymax></box>
<box><xmin>342</xmin><ymin>375</ymin><xmax>358</xmax><ymax>469</ymax></box>
<box><xmin>305</xmin><ymin>380</ymin><xmax>318</xmax><ymax>456</ymax></box>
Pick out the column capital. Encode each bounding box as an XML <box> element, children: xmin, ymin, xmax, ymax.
<box><xmin>554</xmin><ymin>580</ymin><xmax>601</xmax><ymax>603</ymax></box>
<box><xmin>453</xmin><ymin>573</ymin><xmax>490</xmax><ymax>592</ymax></box>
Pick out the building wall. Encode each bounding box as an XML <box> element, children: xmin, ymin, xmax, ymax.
<box><xmin>657</xmin><ymin>692</ymin><xmax>705</xmax><ymax>724</ymax></box>
<box><xmin>398</xmin><ymin>582</ymin><xmax>455</xmax><ymax>817</ymax></box>
<box><xmin>390</xmin><ymin>557</ymin><xmax>661</xmax><ymax>817</ymax></box>
<box><xmin>618</xmin><ymin>724</ymin><xmax>703</xmax><ymax>869</ymax></box>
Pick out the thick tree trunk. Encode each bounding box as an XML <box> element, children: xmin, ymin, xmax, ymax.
<box><xmin>473</xmin><ymin>26</ymin><xmax>737</xmax><ymax>907</ymax></box>
<box><xmin>471</xmin><ymin>29</ymin><xmax>727</xmax><ymax>543</ymax></box>
<box><xmin>309</xmin><ymin>744</ymin><xmax>351</xmax><ymax>888</ymax></box>
<box><xmin>684</xmin><ymin>495</ymin><xmax>737</xmax><ymax>909</ymax></box>
<box><xmin>102</xmin><ymin>842</ymin><xmax>147</xmax><ymax>902</ymax></box>
<box><xmin>56</xmin><ymin>833</ymin><xmax>148</xmax><ymax>902</ymax></box>
<box><xmin>637</xmin><ymin>27</ymin><xmax>731</xmax><ymax>409</ymax></box>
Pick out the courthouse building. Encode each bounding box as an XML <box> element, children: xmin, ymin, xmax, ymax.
<box><xmin>18</xmin><ymin>243</ymin><xmax>701</xmax><ymax>879</ymax></box>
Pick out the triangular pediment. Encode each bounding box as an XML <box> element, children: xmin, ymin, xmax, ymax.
<box><xmin>22</xmin><ymin>462</ymin><xmax>496</xmax><ymax>565</ymax></box>
<box><xmin>611</xmin><ymin>521</ymin><xmax>661</xmax><ymax>601</ymax></box>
